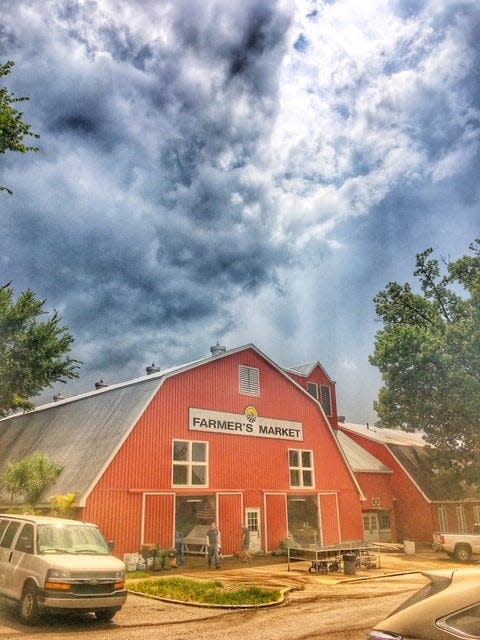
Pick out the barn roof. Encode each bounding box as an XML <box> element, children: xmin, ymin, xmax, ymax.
<box><xmin>339</xmin><ymin>422</ymin><xmax>480</xmax><ymax>502</ymax></box>
<box><xmin>335</xmin><ymin>430</ymin><xmax>391</xmax><ymax>474</ymax></box>
<box><xmin>0</xmin><ymin>375</ymin><xmax>163</xmax><ymax>506</ymax></box>
<box><xmin>0</xmin><ymin>344</ymin><xmax>365</xmax><ymax>507</ymax></box>
<box><xmin>340</xmin><ymin>422</ymin><xmax>426</xmax><ymax>447</ymax></box>
<box><xmin>283</xmin><ymin>361</ymin><xmax>335</xmax><ymax>383</ymax></box>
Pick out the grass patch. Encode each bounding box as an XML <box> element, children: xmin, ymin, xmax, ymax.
<box><xmin>126</xmin><ymin>570</ymin><xmax>151</xmax><ymax>580</ymax></box>
<box><xmin>129</xmin><ymin>576</ymin><xmax>282</xmax><ymax>606</ymax></box>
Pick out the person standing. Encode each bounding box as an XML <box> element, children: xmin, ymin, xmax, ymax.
<box><xmin>206</xmin><ymin>521</ymin><xmax>221</xmax><ymax>569</ymax></box>
<box><xmin>239</xmin><ymin>523</ymin><xmax>252</xmax><ymax>562</ymax></box>
<box><xmin>175</xmin><ymin>530</ymin><xmax>185</xmax><ymax>567</ymax></box>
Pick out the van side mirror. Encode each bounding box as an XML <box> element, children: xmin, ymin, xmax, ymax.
<box><xmin>108</xmin><ymin>540</ymin><xmax>115</xmax><ymax>552</ymax></box>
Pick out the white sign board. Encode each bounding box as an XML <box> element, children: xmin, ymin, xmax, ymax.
<box><xmin>189</xmin><ymin>407</ymin><xmax>303</xmax><ymax>441</ymax></box>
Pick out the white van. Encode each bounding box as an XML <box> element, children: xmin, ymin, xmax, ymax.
<box><xmin>0</xmin><ymin>514</ymin><xmax>127</xmax><ymax>624</ymax></box>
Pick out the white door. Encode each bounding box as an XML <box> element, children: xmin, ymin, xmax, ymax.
<box><xmin>245</xmin><ymin>508</ymin><xmax>261</xmax><ymax>553</ymax></box>
<box><xmin>363</xmin><ymin>513</ymin><xmax>379</xmax><ymax>542</ymax></box>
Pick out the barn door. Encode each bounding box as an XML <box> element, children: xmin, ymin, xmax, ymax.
<box><xmin>143</xmin><ymin>494</ymin><xmax>175</xmax><ymax>548</ymax></box>
<box><xmin>245</xmin><ymin>508</ymin><xmax>261</xmax><ymax>553</ymax></box>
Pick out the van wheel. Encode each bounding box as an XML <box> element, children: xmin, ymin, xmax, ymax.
<box><xmin>454</xmin><ymin>544</ymin><xmax>472</xmax><ymax>563</ymax></box>
<box><xmin>95</xmin><ymin>608</ymin><xmax>119</xmax><ymax>622</ymax></box>
<box><xmin>20</xmin><ymin>584</ymin><xmax>40</xmax><ymax>624</ymax></box>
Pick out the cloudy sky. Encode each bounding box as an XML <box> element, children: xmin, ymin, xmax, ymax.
<box><xmin>1</xmin><ymin>0</ymin><xmax>479</xmax><ymax>423</ymax></box>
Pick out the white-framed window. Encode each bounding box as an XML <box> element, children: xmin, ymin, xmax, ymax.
<box><xmin>172</xmin><ymin>440</ymin><xmax>208</xmax><ymax>487</ymax></box>
<box><xmin>456</xmin><ymin>506</ymin><xmax>467</xmax><ymax>532</ymax></box>
<box><xmin>307</xmin><ymin>382</ymin><xmax>318</xmax><ymax>399</ymax></box>
<box><xmin>438</xmin><ymin>505</ymin><xmax>448</xmax><ymax>531</ymax></box>
<box><xmin>239</xmin><ymin>365</ymin><xmax>260</xmax><ymax>396</ymax></box>
<box><xmin>473</xmin><ymin>505</ymin><xmax>480</xmax><ymax>524</ymax></box>
<box><xmin>289</xmin><ymin>449</ymin><xmax>314</xmax><ymax>488</ymax></box>
<box><xmin>320</xmin><ymin>385</ymin><xmax>332</xmax><ymax>416</ymax></box>
<box><xmin>379</xmin><ymin>511</ymin><xmax>391</xmax><ymax>530</ymax></box>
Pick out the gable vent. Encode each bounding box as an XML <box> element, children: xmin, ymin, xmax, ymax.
<box><xmin>239</xmin><ymin>365</ymin><xmax>260</xmax><ymax>396</ymax></box>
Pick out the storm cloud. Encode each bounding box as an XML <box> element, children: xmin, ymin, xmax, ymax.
<box><xmin>1</xmin><ymin>0</ymin><xmax>479</xmax><ymax>420</ymax></box>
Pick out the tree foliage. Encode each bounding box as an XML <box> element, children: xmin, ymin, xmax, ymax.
<box><xmin>1</xmin><ymin>452</ymin><xmax>63</xmax><ymax>508</ymax></box>
<box><xmin>0</xmin><ymin>60</ymin><xmax>39</xmax><ymax>194</ymax></box>
<box><xmin>370</xmin><ymin>240</ymin><xmax>480</xmax><ymax>491</ymax></box>
<box><xmin>0</xmin><ymin>285</ymin><xmax>80</xmax><ymax>414</ymax></box>
<box><xmin>48</xmin><ymin>492</ymin><xmax>77</xmax><ymax>518</ymax></box>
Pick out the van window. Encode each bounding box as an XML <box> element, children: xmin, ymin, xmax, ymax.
<box><xmin>15</xmin><ymin>524</ymin><xmax>34</xmax><ymax>553</ymax></box>
<box><xmin>38</xmin><ymin>523</ymin><xmax>110</xmax><ymax>554</ymax></box>
<box><xmin>0</xmin><ymin>521</ymin><xmax>21</xmax><ymax>548</ymax></box>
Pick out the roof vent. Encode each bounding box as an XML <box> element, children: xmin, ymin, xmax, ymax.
<box><xmin>95</xmin><ymin>379</ymin><xmax>108</xmax><ymax>390</ymax></box>
<box><xmin>53</xmin><ymin>393</ymin><xmax>65</xmax><ymax>402</ymax></box>
<box><xmin>210</xmin><ymin>342</ymin><xmax>226</xmax><ymax>357</ymax></box>
<box><xmin>146</xmin><ymin>362</ymin><xmax>160</xmax><ymax>375</ymax></box>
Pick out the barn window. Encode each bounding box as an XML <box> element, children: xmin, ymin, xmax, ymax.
<box><xmin>307</xmin><ymin>382</ymin><xmax>318</xmax><ymax>399</ymax></box>
<box><xmin>239</xmin><ymin>365</ymin><xmax>260</xmax><ymax>396</ymax></box>
<box><xmin>289</xmin><ymin>449</ymin><xmax>314</xmax><ymax>488</ymax></box>
<box><xmin>438</xmin><ymin>505</ymin><xmax>448</xmax><ymax>531</ymax></box>
<box><xmin>474</xmin><ymin>505</ymin><xmax>480</xmax><ymax>524</ymax></box>
<box><xmin>379</xmin><ymin>511</ymin><xmax>391</xmax><ymax>530</ymax></box>
<box><xmin>456</xmin><ymin>506</ymin><xmax>467</xmax><ymax>532</ymax></box>
<box><xmin>172</xmin><ymin>440</ymin><xmax>208</xmax><ymax>487</ymax></box>
<box><xmin>320</xmin><ymin>385</ymin><xmax>332</xmax><ymax>416</ymax></box>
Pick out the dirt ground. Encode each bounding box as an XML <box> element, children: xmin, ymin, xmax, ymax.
<box><xmin>0</xmin><ymin>545</ymin><xmax>467</xmax><ymax>639</ymax></box>
<box><xmin>129</xmin><ymin>543</ymin><xmax>463</xmax><ymax>598</ymax></box>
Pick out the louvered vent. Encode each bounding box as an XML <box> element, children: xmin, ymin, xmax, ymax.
<box><xmin>239</xmin><ymin>365</ymin><xmax>260</xmax><ymax>396</ymax></box>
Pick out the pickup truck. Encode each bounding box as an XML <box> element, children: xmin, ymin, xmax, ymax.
<box><xmin>433</xmin><ymin>525</ymin><xmax>480</xmax><ymax>562</ymax></box>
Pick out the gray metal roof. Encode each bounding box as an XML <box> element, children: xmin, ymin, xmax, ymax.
<box><xmin>0</xmin><ymin>376</ymin><xmax>162</xmax><ymax>506</ymax></box>
<box><xmin>286</xmin><ymin>363</ymin><xmax>317</xmax><ymax>376</ymax></box>
<box><xmin>340</xmin><ymin>422</ymin><xmax>426</xmax><ymax>447</ymax></box>
<box><xmin>336</xmin><ymin>430</ymin><xmax>391</xmax><ymax>473</ymax></box>
<box><xmin>283</xmin><ymin>361</ymin><xmax>335</xmax><ymax>383</ymax></box>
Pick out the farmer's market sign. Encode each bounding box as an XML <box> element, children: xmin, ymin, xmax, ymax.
<box><xmin>189</xmin><ymin>406</ymin><xmax>303</xmax><ymax>441</ymax></box>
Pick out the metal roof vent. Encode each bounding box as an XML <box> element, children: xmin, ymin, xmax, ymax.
<box><xmin>53</xmin><ymin>393</ymin><xmax>65</xmax><ymax>402</ymax></box>
<box><xmin>95</xmin><ymin>379</ymin><xmax>108</xmax><ymax>389</ymax></box>
<box><xmin>210</xmin><ymin>342</ymin><xmax>226</xmax><ymax>357</ymax></box>
<box><xmin>146</xmin><ymin>362</ymin><xmax>160</xmax><ymax>375</ymax></box>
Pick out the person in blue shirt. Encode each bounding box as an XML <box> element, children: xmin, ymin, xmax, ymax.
<box><xmin>206</xmin><ymin>521</ymin><xmax>221</xmax><ymax>569</ymax></box>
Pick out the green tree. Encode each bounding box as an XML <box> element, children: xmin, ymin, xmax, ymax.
<box><xmin>0</xmin><ymin>60</ymin><xmax>39</xmax><ymax>194</ymax></box>
<box><xmin>1</xmin><ymin>453</ymin><xmax>63</xmax><ymax>508</ymax></box>
<box><xmin>0</xmin><ymin>285</ymin><xmax>80</xmax><ymax>414</ymax></box>
<box><xmin>48</xmin><ymin>492</ymin><xmax>77</xmax><ymax>518</ymax></box>
<box><xmin>369</xmin><ymin>240</ymin><xmax>480</xmax><ymax>491</ymax></box>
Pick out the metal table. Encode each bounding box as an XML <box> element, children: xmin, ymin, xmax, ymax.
<box><xmin>287</xmin><ymin>542</ymin><xmax>381</xmax><ymax>574</ymax></box>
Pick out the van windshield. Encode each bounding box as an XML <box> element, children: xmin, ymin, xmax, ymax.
<box><xmin>38</xmin><ymin>524</ymin><xmax>110</xmax><ymax>555</ymax></box>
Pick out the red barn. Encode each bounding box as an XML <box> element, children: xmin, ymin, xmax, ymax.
<box><xmin>0</xmin><ymin>344</ymin><xmax>365</xmax><ymax>558</ymax></box>
<box><xmin>338</xmin><ymin>422</ymin><xmax>480</xmax><ymax>544</ymax></box>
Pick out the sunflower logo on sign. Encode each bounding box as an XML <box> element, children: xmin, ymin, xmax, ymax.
<box><xmin>244</xmin><ymin>406</ymin><xmax>258</xmax><ymax>423</ymax></box>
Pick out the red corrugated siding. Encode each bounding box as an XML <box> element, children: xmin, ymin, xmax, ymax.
<box><xmin>144</xmin><ymin>494</ymin><xmax>175</xmax><ymax>548</ymax></box>
<box><xmin>84</xmin><ymin>489</ymin><xmax>142</xmax><ymax>557</ymax></box>
<box><xmin>85</xmin><ymin>348</ymin><xmax>364</xmax><ymax>555</ymax></box>
<box><xmin>356</xmin><ymin>472</ymin><xmax>397</xmax><ymax>541</ymax></box>
<box><xmin>319</xmin><ymin>494</ymin><xmax>340</xmax><ymax>544</ymax></box>
<box><xmin>265</xmin><ymin>494</ymin><xmax>287</xmax><ymax>552</ymax></box>
<box><xmin>218</xmin><ymin>493</ymin><xmax>243</xmax><ymax>555</ymax></box>
<box><xmin>338</xmin><ymin>429</ymin><xmax>435</xmax><ymax>541</ymax></box>
<box><xmin>287</xmin><ymin>367</ymin><xmax>339</xmax><ymax>427</ymax></box>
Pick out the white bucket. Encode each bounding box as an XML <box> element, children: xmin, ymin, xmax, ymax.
<box><xmin>404</xmin><ymin>540</ymin><xmax>415</xmax><ymax>555</ymax></box>
<box><xmin>124</xmin><ymin>552</ymin><xmax>141</xmax><ymax>571</ymax></box>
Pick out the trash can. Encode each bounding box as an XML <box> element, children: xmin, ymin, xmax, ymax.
<box><xmin>342</xmin><ymin>553</ymin><xmax>356</xmax><ymax>575</ymax></box>
<box><xmin>404</xmin><ymin>540</ymin><xmax>415</xmax><ymax>555</ymax></box>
